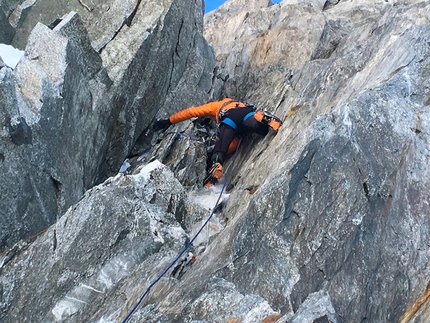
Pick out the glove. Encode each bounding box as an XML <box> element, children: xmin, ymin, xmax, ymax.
<box><xmin>153</xmin><ymin>118</ymin><xmax>172</xmax><ymax>132</ymax></box>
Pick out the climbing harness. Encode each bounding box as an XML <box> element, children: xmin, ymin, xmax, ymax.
<box><xmin>121</xmin><ymin>138</ymin><xmax>242</xmax><ymax>323</ymax></box>
<box><xmin>219</xmin><ymin>102</ymin><xmax>282</xmax><ymax>132</ymax></box>
<box><xmin>203</xmin><ymin>162</ymin><xmax>223</xmax><ymax>187</ymax></box>
<box><xmin>218</xmin><ymin>100</ymin><xmax>244</xmax><ymax>120</ymax></box>
<box><xmin>219</xmin><ymin>102</ymin><xmax>254</xmax><ymax>131</ymax></box>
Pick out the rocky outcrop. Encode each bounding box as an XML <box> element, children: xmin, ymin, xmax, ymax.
<box><xmin>0</xmin><ymin>0</ymin><xmax>215</xmax><ymax>249</ymax></box>
<box><xmin>5</xmin><ymin>0</ymin><xmax>164</xmax><ymax>51</ymax></box>
<box><xmin>1</xmin><ymin>13</ymin><xmax>111</xmax><ymax>248</ymax></box>
<box><xmin>0</xmin><ymin>161</ymin><xmax>189</xmax><ymax>322</ymax></box>
<box><xmin>1</xmin><ymin>0</ymin><xmax>430</xmax><ymax>322</ymax></box>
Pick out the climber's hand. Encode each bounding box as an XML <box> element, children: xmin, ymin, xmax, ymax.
<box><xmin>153</xmin><ymin>119</ymin><xmax>172</xmax><ymax>132</ymax></box>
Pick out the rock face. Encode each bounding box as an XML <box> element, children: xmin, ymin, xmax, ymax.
<box><xmin>0</xmin><ymin>12</ymin><xmax>113</xmax><ymax>249</ymax></box>
<box><xmin>201</xmin><ymin>0</ymin><xmax>430</xmax><ymax>322</ymax></box>
<box><xmin>0</xmin><ymin>6</ymin><xmax>15</xmax><ymax>44</ymax></box>
<box><xmin>0</xmin><ymin>161</ymin><xmax>188</xmax><ymax>322</ymax></box>
<box><xmin>0</xmin><ymin>0</ymin><xmax>215</xmax><ymax>249</ymax></box>
<box><xmin>1</xmin><ymin>0</ymin><xmax>430</xmax><ymax>323</ymax></box>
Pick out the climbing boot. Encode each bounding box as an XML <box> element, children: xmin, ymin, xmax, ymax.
<box><xmin>268</xmin><ymin>118</ymin><xmax>282</xmax><ymax>131</ymax></box>
<box><xmin>254</xmin><ymin>110</ymin><xmax>282</xmax><ymax>131</ymax></box>
<box><xmin>203</xmin><ymin>162</ymin><xmax>223</xmax><ymax>187</ymax></box>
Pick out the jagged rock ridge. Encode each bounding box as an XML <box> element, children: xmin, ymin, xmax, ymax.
<box><xmin>0</xmin><ymin>0</ymin><xmax>216</xmax><ymax>249</ymax></box>
<box><xmin>0</xmin><ymin>0</ymin><xmax>430</xmax><ymax>322</ymax></box>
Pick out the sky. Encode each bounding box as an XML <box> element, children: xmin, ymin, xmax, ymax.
<box><xmin>205</xmin><ymin>0</ymin><xmax>282</xmax><ymax>13</ymax></box>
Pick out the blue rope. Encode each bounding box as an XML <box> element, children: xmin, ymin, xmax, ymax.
<box><xmin>121</xmin><ymin>138</ymin><xmax>242</xmax><ymax>323</ymax></box>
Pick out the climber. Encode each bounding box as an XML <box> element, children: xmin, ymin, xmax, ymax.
<box><xmin>153</xmin><ymin>98</ymin><xmax>282</xmax><ymax>187</ymax></box>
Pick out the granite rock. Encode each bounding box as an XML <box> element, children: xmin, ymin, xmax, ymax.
<box><xmin>1</xmin><ymin>0</ymin><xmax>430</xmax><ymax>322</ymax></box>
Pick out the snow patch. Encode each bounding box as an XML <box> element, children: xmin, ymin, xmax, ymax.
<box><xmin>191</xmin><ymin>216</ymin><xmax>224</xmax><ymax>247</ymax></box>
<box><xmin>0</xmin><ymin>43</ymin><xmax>24</xmax><ymax>69</ymax></box>
<box><xmin>187</xmin><ymin>182</ymin><xmax>230</xmax><ymax>247</ymax></box>
<box><xmin>188</xmin><ymin>182</ymin><xmax>230</xmax><ymax>212</ymax></box>
<box><xmin>137</xmin><ymin>160</ymin><xmax>163</xmax><ymax>179</ymax></box>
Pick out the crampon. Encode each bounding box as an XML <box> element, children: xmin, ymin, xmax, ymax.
<box><xmin>254</xmin><ymin>110</ymin><xmax>283</xmax><ymax>131</ymax></box>
<box><xmin>203</xmin><ymin>162</ymin><xmax>223</xmax><ymax>187</ymax></box>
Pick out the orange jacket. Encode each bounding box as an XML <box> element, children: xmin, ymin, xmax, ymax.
<box><xmin>168</xmin><ymin>98</ymin><xmax>246</xmax><ymax>124</ymax></box>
